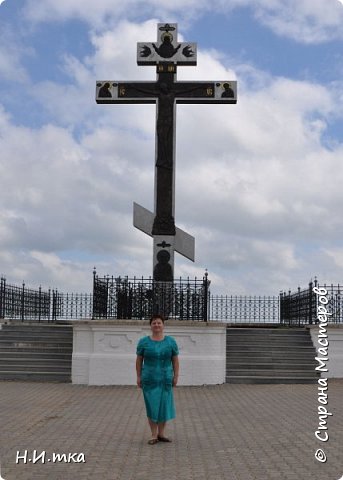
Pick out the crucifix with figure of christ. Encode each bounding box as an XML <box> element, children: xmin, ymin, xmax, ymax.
<box><xmin>96</xmin><ymin>23</ymin><xmax>237</xmax><ymax>282</ymax></box>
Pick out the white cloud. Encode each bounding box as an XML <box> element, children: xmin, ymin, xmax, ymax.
<box><xmin>173</xmin><ymin>65</ymin><xmax>342</xmax><ymax>245</ymax></box>
<box><xmin>0</xmin><ymin>27</ymin><xmax>30</xmax><ymax>82</ymax></box>
<box><xmin>23</xmin><ymin>0</ymin><xmax>211</xmax><ymax>25</ymax></box>
<box><xmin>323</xmin><ymin>248</ymin><xmax>343</xmax><ymax>269</ymax></box>
<box><xmin>22</xmin><ymin>0</ymin><xmax>343</xmax><ymax>44</ymax></box>
<box><xmin>254</xmin><ymin>0</ymin><xmax>343</xmax><ymax>44</ymax></box>
<box><xmin>0</xmin><ymin>86</ymin><xmax>155</xmax><ymax>290</ymax></box>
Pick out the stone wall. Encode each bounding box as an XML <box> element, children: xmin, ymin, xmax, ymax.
<box><xmin>72</xmin><ymin>320</ymin><xmax>226</xmax><ymax>386</ymax></box>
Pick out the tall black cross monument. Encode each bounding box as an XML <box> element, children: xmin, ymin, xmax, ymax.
<box><xmin>96</xmin><ymin>23</ymin><xmax>237</xmax><ymax>281</ymax></box>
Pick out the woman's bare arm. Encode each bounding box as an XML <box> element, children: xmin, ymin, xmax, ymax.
<box><xmin>136</xmin><ymin>355</ymin><xmax>143</xmax><ymax>387</ymax></box>
<box><xmin>172</xmin><ymin>355</ymin><xmax>179</xmax><ymax>386</ymax></box>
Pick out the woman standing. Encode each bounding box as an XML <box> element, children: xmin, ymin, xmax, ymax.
<box><xmin>136</xmin><ymin>314</ymin><xmax>179</xmax><ymax>445</ymax></box>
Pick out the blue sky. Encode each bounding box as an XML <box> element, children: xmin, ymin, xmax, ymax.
<box><xmin>0</xmin><ymin>0</ymin><xmax>343</xmax><ymax>294</ymax></box>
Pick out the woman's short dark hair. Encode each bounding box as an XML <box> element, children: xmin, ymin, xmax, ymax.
<box><xmin>149</xmin><ymin>314</ymin><xmax>165</xmax><ymax>324</ymax></box>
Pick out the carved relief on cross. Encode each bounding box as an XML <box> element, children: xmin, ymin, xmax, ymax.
<box><xmin>137</xmin><ymin>23</ymin><xmax>197</xmax><ymax>66</ymax></box>
<box><xmin>96</xmin><ymin>23</ymin><xmax>237</xmax><ymax>282</ymax></box>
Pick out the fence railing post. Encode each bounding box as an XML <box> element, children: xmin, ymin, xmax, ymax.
<box><xmin>92</xmin><ymin>268</ymin><xmax>96</xmax><ymax>319</ymax></box>
<box><xmin>203</xmin><ymin>271</ymin><xmax>209</xmax><ymax>322</ymax></box>
<box><xmin>52</xmin><ymin>289</ymin><xmax>55</xmax><ymax>322</ymax></box>
<box><xmin>21</xmin><ymin>282</ymin><xmax>25</xmax><ymax>322</ymax></box>
<box><xmin>0</xmin><ymin>277</ymin><xmax>5</xmax><ymax>319</ymax></box>
<box><xmin>309</xmin><ymin>280</ymin><xmax>313</xmax><ymax>325</ymax></box>
<box><xmin>38</xmin><ymin>286</ymin><xmax>42</xmax><ymax>323</ymax></box>
<box><xmin>279</xmin><ymin>291</ymin><xmax>283</xmax><ymax>324</ymax></box>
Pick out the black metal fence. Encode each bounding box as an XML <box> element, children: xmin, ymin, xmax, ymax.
<box><xmin>280</xmin><ymin>279</ymin><xmax>343</xmax><ymax>325</ymax></box>
<box><xmin>0</xmin><ymin>277</ymin><xmax>92</xmax><ymax>322</ymax></box>
<box><xmin>0</xmin><ymin>277</ymin><xmax>53</xmax><ymax>322</ymax></box>
<box><xmin>320</xmin><ymin>283</ymin><xmax>343</xmax><ymax>323</ymax></box>
<box><xmin>2</xmin><ymin>273</ymin><xmax>342</xmax><ymax>324</ymax></box>
<box><xmin>210</xmin><ymin>294</ymin><xmax>279</xmax><ymax>323</ymax></box>
<box><xmin>93</xmin><ymin>273</ymin><xmax>210</xmax><ymax>320</ymax></box>
<box><xmin>53</xmin><ymin>292</ymin><xmax>93</xmax><ymax>320</ymax></box>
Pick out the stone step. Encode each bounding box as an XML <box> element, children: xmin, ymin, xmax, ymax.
<box><xmin>226</xmin><ymin>346</ymin><xmax>315</xmax><ymax>351</ymax></box>
<box><xmin>226</xmin><ymin>363</ymin><xmax>318</xmax><ymax>370</ymax></box>
<box><xmin>227</xmin><ymin>350</ymin><xmax>315</xmax><ymax>355</ymax></box>
<box><xmin>1</xmin><ymin>333</ymin><xmax>72</xmax><ymax>339</ymax></box>
<box><xmin>227</xmin><ymin>368</ymin><xmax>319</xmax><ymax>375</ymax></box>
<box><xmin>225</xmin><ymin>327</ymin><xmax>318</xmax><ymax>384</ymax></box>
<box><xmin>0</xmin><ymin>337</ymin><xmax>73</xmax><ymax>350</ymax></box>
<box><xmin>0</xmin><ymin>324</ymin><xmax>73</xmax><ymax>382</ymax></box>
<box><xmin>226</xmin><ymin>362</ymin><xmax>317</xmax><ymax>370</ymax></box>
<box><xmin>227</xmin><ymin>333</ymin><xmax>312</xmax><ymax>339</ymax></box>
<box><xmin>0</xmin><ymin>371</ymin><xmax>71</xmax><ymax>382</ymax></box>
<box><xmin>227</xmin><ymin>332</ymin><xmax>311</xmax><ymax>338</ymax></box>
<box><xmin>226</xmin><ymin>353</ymin><xmax>316</xmax><ymax>360</ymax></box>
<box><xmin>226</xmin><ymin>363</ymin><xmax>318</xmax><ymax>369</ymax></box>
<box><xmin>226</xmin><ymin>344</ymin><xmax>315</xmax><ymax>355</ymax></box>
<box><xmin>227</xmin><ymin>336</ymin><xmax>311</xmax><ymax>340</ymax></box>
<box><xmin>0</xmin><ymin>357</ymin><xmax>71</xmax><ymax>365</ymax></box>
<box><xmin>226</xmin><ymin>351</ymin><xmax>316</xmax><ymax>358</ymax></box>
<box><xmin>226</xmin><ymin>355</ymin><xmax>316</xmax><ymax>361</ymax></box>
<box><xmin>1</xmin><ymin>324</ymin><xmax>72</xmax><ymax>331</ymax></box>
<box><xmin>0</xmin><ymin>327</ymin><xmax>72</xmax><ymax>334</ymax></box>
<box><xmin>227</xmin><ymin>337</ymin><xmax>313</xmax><ymax>342</ymax></box>
<box><xmin>0</xmin><ymin>351</ymin><xmax>72</xmax><ymax>359</ymax></box>
<box><xmin>226</xmin><ymin>346</ymin><xmax>316</xmax><ymax>353</ymax></box>
<box><xmin>227</xmin><ymin>342</ymin><xmax>313</xmax><ymax>348</ymax></box>
<box><xmin>0</xmin><ymin>328</ymin><xmax>72</xmax><ymax>336</ymax></box>
<box><xmin>227</xmin><ymin>326</ymin><xmax>307</xmax><ymax>335</ymax></box>
<box><xmin>0</xmin><ymin>340</ymin><xmax>73</xmax><ymax>349</ymax></box>
<box><xmin>0</xmin><ymin>345</ymin><xmax>72</xmax><ymax>354</ymax></box>
<box><xmin>0</xmin><ymin>363</ymin><xmax>71</xmax><ymax>372</ymax></box>
<box><xmin>227</xmin><ymin>339</ymin><xmax>315</xmax><ymax>345</ymax></box>
<box><xmin>226</xmin><ymin>376</ymin><xmax>318</xmax><ymax>384</ymax></box>
<box><xmin>226</xmin><ymin>329</ymin><xmax>314</xmax><ymax>338</ymax></box>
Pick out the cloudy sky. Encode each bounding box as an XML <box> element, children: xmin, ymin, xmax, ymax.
<box><xmin>0</xmin><ymin>0</ymin><xmax>343</xmax><ymax>295</ymax></box>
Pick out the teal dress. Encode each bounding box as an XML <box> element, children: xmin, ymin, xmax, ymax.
<box><xmin>136</xmin><ymin>335</ymin><xmax>179</xmax><ymax>423</ymax></box>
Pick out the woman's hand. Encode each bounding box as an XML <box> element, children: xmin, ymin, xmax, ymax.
<box><xmin>172</xmin><ymin>375</ymin><xmax>178</xmax><ymax>387</ymax></box>
<box><xmin>137</xmin><ymin>376</ymin><xmax>142</xmax><ymax>388</ymax></box>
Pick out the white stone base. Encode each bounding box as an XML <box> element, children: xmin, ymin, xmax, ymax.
<box><xmin>308</xmin><ymin>325</ymin><xmax>343</xmax><ymax>378</ymax></box>
<box><xmin>72</xmin><ymin>320</ymin><xmax>226</xmax><ymax>386</ymax></box>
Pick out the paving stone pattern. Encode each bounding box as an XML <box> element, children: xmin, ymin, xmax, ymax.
<box><xmin>0</xmin><ymin>380</ymin><xmax>342</xmax><ymax>480</ymax></box>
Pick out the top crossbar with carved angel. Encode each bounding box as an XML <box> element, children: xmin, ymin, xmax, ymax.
<box><xmin>137</xmin><ymin>23</ymin><xmax>197</xmax><ymax>66</ymax></box>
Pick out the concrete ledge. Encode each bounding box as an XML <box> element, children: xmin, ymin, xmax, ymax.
<box><xmin>71</xmin><ymin>320</ymin><xmax>226</xmax><ymax>386</ymax></box>
<box><xmin>70</xmin><ymin>319</ymin><xmax>225</xmax><ymax>326</ymax></box>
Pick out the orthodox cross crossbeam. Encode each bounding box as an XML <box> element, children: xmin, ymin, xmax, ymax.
<box><xmin>96</xmin><ymin>23</ymin><xmax>237</xmax><ymax>282</ymax></box>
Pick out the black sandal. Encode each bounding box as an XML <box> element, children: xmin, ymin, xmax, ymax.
<box><xmin>148</xmin><ymin>438</ymin><xmax>159</xmax><ymax>445</ymax></box>
<box><xmin>157</xmin><ymin>435</ymin><xmax>172</xmax><ymax>442</ymax></box>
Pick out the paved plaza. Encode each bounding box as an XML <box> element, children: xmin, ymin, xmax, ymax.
<box><xmin>0</xmin><ymin>380</ymin><xmax>342</xmax><ymax>480</ymax></box>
